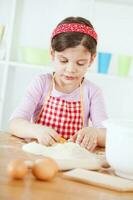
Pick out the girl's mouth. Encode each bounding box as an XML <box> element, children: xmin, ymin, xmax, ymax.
<box><xmin>65</xmin><ymin>76</ymin><xmax>75</xmax><ymax>80</ymax></box>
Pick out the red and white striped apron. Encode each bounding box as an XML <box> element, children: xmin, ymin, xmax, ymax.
<box><xmin>36</xmin><ymin>76</ymin><xmax>84</xmax><ymax>139</ymax></box>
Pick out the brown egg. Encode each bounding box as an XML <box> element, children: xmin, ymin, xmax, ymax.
<box><xmin>7</xmin><ymin>159</ymin><xmax>28</xmax><ymax>180</ymax></box>
<box><xmin>32</xmin><ymin>158</ymin><xmax>59</xmax><ymax>181</ymax></box>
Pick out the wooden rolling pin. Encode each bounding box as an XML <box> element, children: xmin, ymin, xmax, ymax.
<box><xmin>63</xmin><ymin>168</ymin><xmax>133</xmax><ymax>192</ymax></box>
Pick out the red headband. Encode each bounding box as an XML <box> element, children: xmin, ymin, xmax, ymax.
<box><xmin>52</xmin><ymin>23</ymin><xmax>97</xmax><ymax>41</ymax></box>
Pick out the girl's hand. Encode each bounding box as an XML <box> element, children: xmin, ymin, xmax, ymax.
<box><xmin>35</xmin><ymin>126</ymin><xmax>60</xmax><ymax>146</ymax></box>
<box><xmin>71</xmin><ymin>127</ymin><xmax>98</xmax><ymax>151</ymax></box>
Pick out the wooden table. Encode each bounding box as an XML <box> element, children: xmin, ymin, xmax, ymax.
<box><xmin>0</xmin><ymin>132</ymin><xmax>133</xmax><ymax>200</ymax></box>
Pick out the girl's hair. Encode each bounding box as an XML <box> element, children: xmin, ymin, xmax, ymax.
<box><xmin>51</xmin><ymin>17</ymin><xmax>97</xmax><ymax>55</ymax></box>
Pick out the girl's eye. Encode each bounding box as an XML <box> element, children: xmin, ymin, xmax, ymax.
<box><xmin>60</xmin><ymin>60</ymin><xmax>68</xmax><ymax>63</ymax></box>
<box><xmin>77</xmin><ymin>62</ymin><xmax>85</xmax><ymax>66</ymax></box>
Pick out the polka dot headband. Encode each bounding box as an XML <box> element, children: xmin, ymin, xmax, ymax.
<box><xmin>52</xmin><ymin>23</ymin><xmax>97</xmax><ymax>42</ymax></box>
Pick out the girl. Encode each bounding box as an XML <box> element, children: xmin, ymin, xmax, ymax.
<box><xmin>9</xmin><ymin>16</ymin><xmax>108</xmax><ymax>151</ymax></box>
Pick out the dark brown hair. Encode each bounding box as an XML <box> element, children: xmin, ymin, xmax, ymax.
<box><xmin>51</xmin><ymin>17</ymin><xmax>97</xmax><ymax>55</ymax></box>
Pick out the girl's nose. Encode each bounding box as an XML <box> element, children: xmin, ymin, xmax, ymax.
<box><xmin>66</xmin><ymin>63</ymin><xmax>76</xmax><ymax>72</ymax></box>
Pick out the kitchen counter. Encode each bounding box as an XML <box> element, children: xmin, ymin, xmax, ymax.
<box><xmin>0</xmin><ymin>132</ymin><xmax>133</xmax><ymax>200</ymax></box>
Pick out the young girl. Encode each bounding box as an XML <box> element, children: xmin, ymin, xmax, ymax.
<box><xmin>9</xmin><ymin>16</ymin><xmax>108</xmax><ymax>151</ymax></box>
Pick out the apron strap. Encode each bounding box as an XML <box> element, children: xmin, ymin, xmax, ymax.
<box><xmin>79</xmin><ymin>82</ymin><xmax>85</xmax><ymax>128</ymax></box>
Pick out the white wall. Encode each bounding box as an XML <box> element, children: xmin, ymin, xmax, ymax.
<box><xmin>86</xmin><ymin>72</ymin><xmax>133</xmax><ymax>119</ymax></box>
<box><xmin>94</xmin><ymin>2</ymin><xmax>133</xmax><ymax>55</ymax></box>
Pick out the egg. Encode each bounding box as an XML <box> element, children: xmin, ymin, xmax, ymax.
<box><xmin>32</xmin><ymin>157</ymin><xmax>59</xmax><ymax>181</ymax></box>
<box><xmin>7</xmin><ymin>159</ymin><xmax>28</xmax><ymax>180</ymax></box>
<box><xmin>59</xmin><ymin>137</ymin><xmax>66</xmax><ymax>144</ymax></box>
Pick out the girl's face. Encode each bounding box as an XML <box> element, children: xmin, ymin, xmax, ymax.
<box><xmin>51</xmin><ymin>45</ymin><xmax>96</xmax><ymax>85</ymax></box>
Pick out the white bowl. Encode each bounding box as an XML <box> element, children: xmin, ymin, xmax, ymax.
<box><xmin>103</xmin><ymin>119</ymin><xmax>133</xmax><ymax>180</ymax></box>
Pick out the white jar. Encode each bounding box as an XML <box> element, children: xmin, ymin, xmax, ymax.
<box><xmin>103</xmin><ymin>119</ymin><xmax>133</xmax><ymax>180</ymax></box>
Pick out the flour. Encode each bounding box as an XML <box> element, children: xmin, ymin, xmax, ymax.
<box><xmin>22</xmin><ymin>142</ymin><xmax>96</xmax><ymax>159</ymax></box>
<box><xmin>22</xmin><ymin>142</ymin><xmax>103</xmax><ymax>170</ymax></box>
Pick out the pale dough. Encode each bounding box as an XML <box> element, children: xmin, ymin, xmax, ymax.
<box><xmin>22</xmin><ymin>142</ymin><xmax>104</xmax><ymax>170</ymax></box>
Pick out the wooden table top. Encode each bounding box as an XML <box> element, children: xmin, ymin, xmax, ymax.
<box><xmin>0</xmin><ymin>132</ymin><xmax>133</xmax><ymax>200</ymax></box>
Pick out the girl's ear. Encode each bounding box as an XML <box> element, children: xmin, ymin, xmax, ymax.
<box><xmin>90</xmin><ymin>53</ymin><xmax>96</xmax><ymax>64</ymax></box>
<box><xmin>50</xmin><ymin>48</ymin><xmax>55</xmax><ymax>61</ymax></box>
<box><xmin>88</xmin><ymin>52</ymin><xmax>96</xmax><ymax>67</ymax></box>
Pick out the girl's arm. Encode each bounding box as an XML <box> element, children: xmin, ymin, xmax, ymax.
<box><xmin>96</xmin><ymin>128</ymin><xmax>106</xmax><ymax>147</ymax></box>
<box><xmin>9</xmin><ymin>75</ymin><xmax>60</xmax><ymax>145</ymax></box>
<box><xmin>9</xmin><ymin>118</ymin><xmax>60</xmax><ymax>145</ymax></box>
<box><xmin>9</xmin><ymin>75</ymin><xmax>46</xmax><ymax>123</ymax></box>
<box><xmin>89</xmin><ymin>86</ymin><xmax>108</xmax><ymax>148</ymax></box>
<box><xmin>9</xmin><ymin>118</ymin><xmax>44</xmax><ymax>139</ymax></box>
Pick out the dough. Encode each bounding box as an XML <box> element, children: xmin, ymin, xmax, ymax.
<box><xmin>22</xmin><ymin>142</ymin><xmax>104</xmax><ymax>170</ymax></box>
